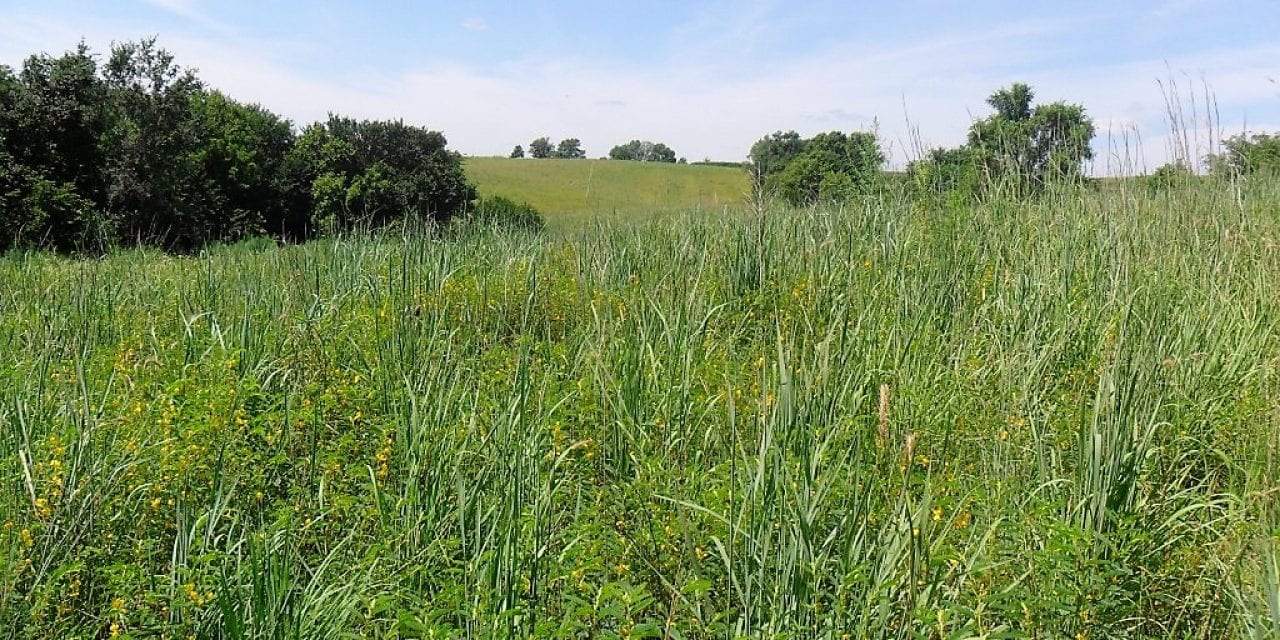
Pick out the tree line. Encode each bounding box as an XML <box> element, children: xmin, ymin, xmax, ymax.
<box><xmin>750</xmin><ymin>82</ymin><xmax>1280</xmax><ymax>207</ymax></box>
<box><xmin>510</xmin><ymin>137</ymin><xmax>683</xmax><ymax>163</ymax></box>
<box><xmin>0</xmin><ymin>40</ymin><xmax>482</xmax><ymax>254</ymax></box>
<box><xmin>749</xmin><ymin>83</ymin><xmax>1097</xmax><ymax>206</ymax></box>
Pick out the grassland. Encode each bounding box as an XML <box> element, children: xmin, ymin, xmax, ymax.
<box><xmin>2</xmin><ymin>179</ymin><xmax>1280</xmax><ymax>638</ymax></box>
<box><xmin>464</xmin><ymin>157</ymin><xmax>749</xmax><ymax>225</ymax></box>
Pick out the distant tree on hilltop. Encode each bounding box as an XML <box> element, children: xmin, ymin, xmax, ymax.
<box><xmin>510</xmin><ymin>144</ymin><xmax>524</xmax><ymax>159</ymax></box>
<box><xmin>554</xmin><ymin>138</ymin><xmax>585</xmax><ymax>159</ymax></box>
<box><xmin>529</xmin><ymin>137</ymin><xmax>552</xmax><ymax>158</ymax></box>
<box><xmin>609</xmin><ymin>140</ymin><xmax>677</xmax><ymax>162</ymax></box>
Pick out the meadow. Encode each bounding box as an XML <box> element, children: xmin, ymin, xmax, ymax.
<box><xmin>464</xmin><ymin>157</ymin><xmax>750</xmax><ymax>227</ymax></box>
<box><xmin>2</xmin><ymin>176</ymin><xmax>1279</xmax><ymax>638</ymax></box>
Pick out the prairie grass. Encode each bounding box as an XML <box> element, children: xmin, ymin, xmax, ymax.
<box><xmin>1</xmin><ymin>177</ymin><xmax>1278</xmax><ymax>638</ymax></box>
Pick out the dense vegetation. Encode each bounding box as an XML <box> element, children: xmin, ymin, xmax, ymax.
<box><xmin>609</xmin><ymin>141</ymin><xmax>678</xmax><ymax>163</ymax></box>
<box><xmin>749</xmin><ymin>130</ymin><xmax>885</xmax><ymax>205</ymax></box>
<box><xmin>907</xmin><ymin>83</ymin><xmax>1095</xmax><ymax>201</ymax></box>
<box><xmin>3</xmin><ymin>174</ymin><xmax>1280</xmax><ymax>638</ymax></box>
<box><xmin>0</xmin><ymin>40</ymin><xmax>476</xmax><ymax>253</ymax></box>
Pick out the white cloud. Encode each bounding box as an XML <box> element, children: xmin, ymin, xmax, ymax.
<box><xmin>461</xmin><ymin>17</ymin><xmax>488</xmax><ymax>32</ymax></box>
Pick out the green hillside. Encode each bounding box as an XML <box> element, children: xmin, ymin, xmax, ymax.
<box><xmin>464</xmin><ymin>157</ymin><xmax>749</xmax><ymax>225</ymax></box>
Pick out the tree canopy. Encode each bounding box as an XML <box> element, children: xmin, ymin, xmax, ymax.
<box><xmin>748</xmin><ymin>129</ymin><xmax>884</xmax><ymax>205</ymax></box>
<box><xmin>528</xmin><ymin>136</ymin><xmax>553</xmax><ymax>159</ymax></box>
<box><xmin>0</xmin><ymin>40</ymin><xmax>476</xmax><ymax>253</ymax></box>
<box><xmin>554</xmin><ymin>138</ymin><xmax>585</xmax><ymax>159</ymax></box>
<box><xmin>1208</xmin><ymin>132</ymin><xmax>1280</xmax><ymax>177</ymax></box>
<box><xmin>609</xmin><ymin>140</ymin><xmax>677</xmax><ymax>163</ymax></box>
<box><xmin>908</xmin><ymin>82</ymin><xmax>1095</xmax><ymax>200</ymax></box>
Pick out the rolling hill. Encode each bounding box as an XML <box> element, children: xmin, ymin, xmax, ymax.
<box><xmin>463</xmin><ymin>157</ymin><xmax>750</xmax><ymax>226</ymax></box>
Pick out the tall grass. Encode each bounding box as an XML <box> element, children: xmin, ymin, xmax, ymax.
<box><xmin>1</xmin><ymin>176</ymin><xmax>1278</xmax><ymax>638</ymax></box>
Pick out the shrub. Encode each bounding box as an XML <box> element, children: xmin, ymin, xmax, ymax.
<box><xmin>1208</xmin><ymin>132</ymin><xmax>1280</xmax><ymax>178</ymax></box>
<box><xmin>907</xmin><ymin>147</ymin><xmax>983</xmax><ymax>201</ymax></box>
<box><xmin>460</xmin><ymin>195</ymin><xmax>544</xmax><ymax>231</ymax></box>
<box><xmin>1146</xmin><ymin>162</ymin><xmax>1194</xmax><ymax>194</ymax></box>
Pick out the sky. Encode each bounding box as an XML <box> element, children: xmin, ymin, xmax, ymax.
<box><xmin>0</xmin><ymin>0</ymin><xmax>1277</xmax><ymax>173</ymax></box>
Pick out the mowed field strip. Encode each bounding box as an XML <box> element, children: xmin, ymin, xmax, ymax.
<box><xmin>464</xmin><ymin>157</ymin><xmax>750</xmax><ymax>225</ymax></box>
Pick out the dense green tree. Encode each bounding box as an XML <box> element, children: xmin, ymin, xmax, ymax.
<box><xmin>292</xmin><ymin>116</ymin><xmax>474</xmax><ymax>233</ymax></box>
<box><xmin>0</xmin><ymin>45</ymin><xmax>112</xmax><ymax>251</ymax></box>
<box><xmin>609</xmin><ymin>140</ymin><xmax>677</xmax><ymax>162</ymax></box>
<box><xmin>187</xmin><ymin>90</ymin><xmax>300</xmax><ymax>242</ymax></box>
<box><xmin>749</xmin><ymin>130</ymin><xmax>806</xmax><ymax>179</ymax></box>
<box><xmin>510</xmin><ymin>144</ymin><xmax>525</xmax><ymax>159</ymax></box>
<box><xmin>100</xmin><ymin>38</ymin><xmax>206</xmax><ymax>249</ymax></box>
<box><xmin>554</xmin><ymin>138</ymin><xmax>585</xmax><ymax>159</ymax></box>
<box><xmin>529</xmin><ymin>137</ymin><xmax>553</xmax><ymax>159</ymax></box>
<box><xmin>967</xmin><ymin>83</ymin><xmax>1095</xmax><ymax>194</ymax></box>
<box><xmin>0</xmin><ymin>40</ymin><xmax>479</xmax><ymax>253</ymax></box>
<box><xmin>771</xmin><ymin>131</ymin><xmax>883</xmax><ymax>205</ymax></box>
<box><xmin>4</xmin><ymin>44</ymin><xmax>109</xmax><ymax>202</ymax></box>
<box><xmin>0</xmin><ymin>151</ymin><xmax>99</xmax><ymax>252</ymax></box>
<box><xmin>1208</xmin><ymin>132</ymin><xmax>1280</xmax><ymax>177</ymax></box>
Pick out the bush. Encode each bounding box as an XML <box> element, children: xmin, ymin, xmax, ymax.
<box><xmin>1146</xmin><ymin>162</ymin><xmax>1194</xmax><ymax>194</ymax></box>
<box><xmin>907</xmin><ymin>147</ymin><xmax>983</xmax><ymax>201</ymax></box>
<box><xmin>459</xmin><ymin>195</ymin><xmax>544</xmax><ymax>231</ymax></box>
<box><xmin>291</xmin><ymin>117</ymin><xmax>475</xmax><ymax>234</ymax></box>
<box><xmin>1208</xmin><ymin>132</ymin><xmax>1280</xmax><ymax>178</ymax></box>
<box><xmin>768</xmin><ymin>131</ymin><xmax>883</xmax><ymax>205</ymax></box>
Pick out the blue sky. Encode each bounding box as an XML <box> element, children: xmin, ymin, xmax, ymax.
<box><xmin>1</xmin><ymin>0</ymin><xmax>1277</xmax><ymax>172</ymax></box>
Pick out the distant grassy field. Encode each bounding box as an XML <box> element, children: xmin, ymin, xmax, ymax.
<box><xmin>464</xmin><ymin>157</ymin><xmax>749</xmax><ymax>225</ymax></box>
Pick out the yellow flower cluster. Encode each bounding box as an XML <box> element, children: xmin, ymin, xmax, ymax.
<box><xmin>184</xmin><ymin>582</ymin><xmax>214</xmax><ymax>607</ymax></box>
<box><xmin>375</xmin><ymin>434</ymin><xmax>393</xmax><ymax>478</ymax></box>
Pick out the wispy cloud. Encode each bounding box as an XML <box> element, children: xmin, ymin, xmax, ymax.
<box><xmin>461</xmin><ymin>17</ymin><xmax>488</xmax><ymax>32</ymax></box>
<box><xmin>140</xmin><ymin>0</ymin><xmax>231</xmax><ymax>33</ymax></box>
<box><xmin>1151</xmin><ymin>0</ymin><xmax>1213</xmax><ymax>18</ymax></box>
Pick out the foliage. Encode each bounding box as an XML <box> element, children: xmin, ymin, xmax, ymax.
<box><xmin>458</xmin><ymin>194</ymin><xmax>545</xmax><ymax>231</ymax></box>
<box><xmin>529</xmin><ymin>136</ymin><xmax>553</xmax><ymax>159</ymax></box>
<box><xmin>966</xmin><ymin>82</ymin><xmax>1095</xmax><ymax>195</ymax></box>
<box><xmin>98</xmin><ymin>38</ymin><xmax>207</xmax><ymax>250</ymax></box>
<box><xmin>748</xmin><ymin>130</ymin><xmax>806</xmax><ymax>179</ymax></box>
<box><xmin>290</xmin><ymin>116</ymin><xmax>474</xmax><ymax>233</ymax></box>
<box><xmin>1208</xmin><ymin>132</ymin><xmax>1280</xmax><ymax>178</ymax></box>
<box><xmin>0</xmin><ymin>44</ymin><xmax>112</xmax><ymax>251</ymax></box>
<box><xmin>553</xmin><ymin>137</ymin><xmax>586</xmax><ymax>159</ymax></box>
<box><xmin>771</xmin><ymin>130</ymin><xmax>884</xmax><ymax>205</ymax></box>
<box><xmin>907</xmin><ymin>146</ymin><xmax>983</xmax><ymax>201</ymax></box>
<box><xmin>510</xmin><ymin>144</ymin><xmax>525</xmax><ymax>159</ymax></box>
<box><xmin>0</xmin><ymin>40</ymin><xmax>476</xmax><ymax>253</ymax></box>
<box><xmin>608</xmin><ymin>140</ymin><xmax>677</xmax><ymax>163</ymax></box>
<box><xmin>1146</xmin><ymin>161</ymin><xmax>1195</xmax><ymax>193</ymax></box>
<box><xmin>185</xmin><ymin>90</ymin><xmax>302</xmax><ymax>243</ymax></box>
